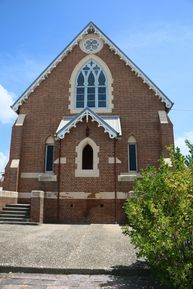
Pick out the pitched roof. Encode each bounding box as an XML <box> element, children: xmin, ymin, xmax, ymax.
<box><xmin>56</xmin><ymin>107</ymin><xmax>122</xmax><ymax>139</ymax></box>
<box><xmin>12</xmin><ymin>22</ymin><xmax>173</xmax><ymax>113</ymax></box>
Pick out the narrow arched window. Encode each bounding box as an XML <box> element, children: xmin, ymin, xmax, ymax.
<box><xmin>45</xmin><ymin>136</ymin><xmax>54</xmax><ymax>173</ymax></box>
<box><xmin>76</xmin><ymin>60</ymin><xmax>107</xmax><ymax>109</ymax></box>
<box><xmin>82</xmin><ymin>144</ymin><xmax>93</xmax><ymax>170</ymax></box>
<box><xmin>128</xmin><ymin>136</ymin><xmax>137</xmax><ymax>172</ymax></box>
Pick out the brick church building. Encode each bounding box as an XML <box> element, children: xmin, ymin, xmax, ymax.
<box><xmin>2</xmin><ymin>22</ymin><xmax>174</xmax><ymax>224</ymax></box>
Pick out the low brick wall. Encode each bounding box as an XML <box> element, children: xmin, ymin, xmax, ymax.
<box><xmin>44</xmin><ymin>198</ymin><xmax>127</xmax><ymax>224</ymax></box>
<box><xmin>0</xmin><ymin>191</ymin><xmax>18</xmax><ymax>210</ymax></box>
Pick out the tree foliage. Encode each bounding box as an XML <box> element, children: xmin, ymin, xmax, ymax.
<box><xmin>123</xmin><ymin>142</ymin><xmax>193</xmax><ymax>289</ymax></box>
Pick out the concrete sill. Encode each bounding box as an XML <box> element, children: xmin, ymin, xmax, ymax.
<box><xmin>118</xmin><ymin>173</ymin><xmax>141</xmax><ymax>182</ymax></box>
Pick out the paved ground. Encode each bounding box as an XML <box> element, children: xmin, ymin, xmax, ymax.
<box><xmin>0</xmin><ymin>224</ymin><xmax>138</xmax><ymax>271</ymax></box>
<box><xmin>0</xmin><ymin>224</ymin><xmax>169</xmax><ymax>288</ymax></box>
<box><xmin>0</xmin><ymin>273</ymin><xmax>168</xmax><ymax>288</ymax></box>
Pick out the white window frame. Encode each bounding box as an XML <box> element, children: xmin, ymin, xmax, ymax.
<box><xmin>76</xmin><ymin>60</ymin><xmax>107</xmax><ymax>109</ymax></box>
<box><xmin>75</xmin><ymin>137</ymin><xmax>99</xmax><ymax>177</ymax></box>
<box><xmin>69</xmin><ymin>55</ymin><xmax>114</xmax><ymax>114</ymax></box>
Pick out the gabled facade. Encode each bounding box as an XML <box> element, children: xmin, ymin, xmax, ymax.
<box><xmin>3</xmin><ymin>22</ymin><xmax>174</xmax><ymax>223</ymax></box>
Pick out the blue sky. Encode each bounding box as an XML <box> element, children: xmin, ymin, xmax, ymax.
<box><xmin>0</xmin><ymin>0</ymin><xmax>193</xmax><ymax>173</ymax></box>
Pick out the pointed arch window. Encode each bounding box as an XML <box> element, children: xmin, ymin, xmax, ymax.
<box><xmin>45</xmin><ymin>136</ymin><xmax>54</xmax><ymax>173</ymax></box>
<box><xmin>82</xmin><ymin>144</ymin><xmax>93</xmax><ymax>170</ymax></box>
<box><xmin>75</xmin><ymin>137</ymin><xmax>99</xmax><ymax>177</ymax></box>
<box><xmin>76</xmin><ymin>60</ymin><xmax>107</xmax><ymax>109</ymax></box>
<box><xmin>128</xmin><ymin>136</ymin><xmax>138</xmax><ymax>172</ymax></box>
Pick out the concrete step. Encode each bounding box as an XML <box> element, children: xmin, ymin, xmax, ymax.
<box><xmin>0</xmin><ymin>221</ymin><xmax>38</xmax><ymax>225</ymax></box>
<box><xmin>6</xmin><ymin>203</ymin><xmax>30</xmax><ymax>207</ymax></box>
<box><xmin>0</xmin><ymin>212</ymin><xmax>29</xmax><ymax>218</ymax></box>
<box><xmin>3</xmin><ymin>208</ymin><xmax>30</xmax><ymax>213</ymax></box>
<box><xmin>0</xmin><ymin>210</ymin><xmax>29</xmax><ymax>215</ymax></box>
<box><xmin>0</xmin><ymin>216</ymin><xmax>29</xmax><ymax>222</ymax></box>
<box><xmin>0</xmin><ymin>203</ymin><xmax>31</xmax><ymax>224</ymax></box>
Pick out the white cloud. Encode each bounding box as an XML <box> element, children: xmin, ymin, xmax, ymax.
<box><xmin>117</xmin><ymin>23</ymin><xmax>193</xmax><ymax>50</ymax></box>
<box><xmin>0</xmin><ymin>84</ymin><xmax>16</xmax><ymax>123</ymax></box>
<box><xmin>175</xmin><ymin>131</ymin><xmax>193</xmax><ymax>156</ymax></box>
<box><xmin>0</xmin><ymin>52</ymin><xmax>49</xmax><ymax>96</ymax></box>
<box><xmin>0</xmin><ymin>151</ymin><xmax>8</xmax><ymax>174</ymax></box>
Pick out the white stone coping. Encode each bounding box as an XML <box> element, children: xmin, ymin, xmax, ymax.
<box><xmin>38</xmin><ymin>174</ymin><xmax>57</xmax><ymax>182</ymax></box>
<box><xmin>0</xmin><ymin>191</ymin><xmax>18</xmax><ymax>198</ymax></box>
<box><xmin>18</xmin><ymin>192</ymin><xmax>31</xmax><ymax>199</ymax></box>
<box><xmin>31</xmin><ymin>190</ymin><xmax>44</xmax><ymax>198</ymax></box>
<box><xmin>54</xmin><ymin>157</ymin><xmax>66</xmax><ymax>164</ymax></box>
<box><xmin>108</xmin><ymin>157</ymin><xmax>121</xmax><ymax>164</ymax></box>
<box><xmin>15</xmin><ymin>114</ymin><xmax>26</xmax><ymax>126</ymax></box>
<box><xmin>18</xmin><ymin>191</ymin><xmax>129</xmax><ymax>200</ymax></box>
<box><xmin>118</xmin><ymin>172</ymin><xmax>141</xmax><ymax>182</ymax></box>
<box><xmin>20</xmin><ymin>173</ymin><xmax>57</xmax><ymax>181</ymax></box>
<box><xmin>158</xmin><ymin>110</ymin><xmax>168</xmax><ymax>124</ymax></box>
<box><xmin>46</xmin><ymin>191</ymin><xmax>129</xmax><ymax>199</ymax></box>
<box><xmin>10</xmin><ymin>159</ymin><xmax>20</xmax><ymax>168</ymax></box>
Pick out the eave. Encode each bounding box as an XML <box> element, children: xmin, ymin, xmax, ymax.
<box><xmin>56</xmin><ymin>107</ymin><xmax>121</xmax><ymax>139</ymax></box>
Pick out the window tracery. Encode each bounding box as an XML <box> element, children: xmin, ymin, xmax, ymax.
<box><xmin>76</xmin><ymin>60</ymin><xmax>107</xmax><ymax>109</ymax></box>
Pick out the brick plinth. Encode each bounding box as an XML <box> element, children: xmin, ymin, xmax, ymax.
<box><xmin>30</xmin><ymin>190</ymin><xmax>44</xmax><ymax>223</ymax></box>
<box><xmin>0</xmin><ymin>191</ymin><xmax>18</xmax><ymax>210</ymax></box>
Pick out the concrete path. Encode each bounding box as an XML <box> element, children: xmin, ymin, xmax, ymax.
<box><xmin>0</xmin><ymin>273</ymin><xmax>168</xmax><ymax>289</ymax></box>
<box><xmin>0</xmin><ymin>224</ymin><xmax>139</xmax><ymax>273</ymax></box>
<box><xmin>0</xmin><ymin>224</ymin><xmax>169</xmax><ymax>288</ymax></box>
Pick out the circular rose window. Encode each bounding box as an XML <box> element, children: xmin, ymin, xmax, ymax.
<box><xmin>80</xmin><ymin>36</ymin><xmax>103</xmax><ymax>54</ymax></box>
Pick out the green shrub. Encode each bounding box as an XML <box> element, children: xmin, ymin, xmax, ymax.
<box><xmin>123</xmin><ymin>143</ymin><xmax>193</xmax><ymax>289</ymax></box>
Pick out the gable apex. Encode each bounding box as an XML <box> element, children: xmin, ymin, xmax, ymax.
<box><xmin>11</xmin><ymin>22</ymin><xmax>173</xmax><ymax>112</ymax></box>
<box><xmin>56</xmin><ymin>107</ymin><xmax>122</xmax><ymax>139</ymax></box>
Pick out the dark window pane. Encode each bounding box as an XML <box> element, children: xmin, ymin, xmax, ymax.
<box><xmin>76</xmin><ymin>97</ymin><xmax>84</xmax><ymax>107</ymax></box>
<box><xmin>77</xmin><ymin>95</ymin><xmax>84</xmax><ymax>101</ymax></box>
<box><xmin>76</xmin><ymin>102</ymin><xmax>84</xmax><ymax>108</ymax></box>
<box><xmin>88</xmin><ymin>72</ymin><xmax>95</xmax><ymax>85</ymax></box>
<box><xmin>46</xmin><ymin>145</ymin><xmax>54</xmax><ymax>171</ymax></box>
<box><xmin>98</xmin><ymin>71</ymin><xmax>106</xmax><ymax>85</ymax></box>
<box><xmin>98</xmin><ymin>86</ymin><xmax>106</xmax><ymax>107</ymax></box>
<box><xmin>87</xmin><ymin>87</ymin><xmax>95</xmax><ymax>107</ymax></box>
<box><xmin>98</xmin><ymin>87</ymin><xmax>106</xmax><ymax>93</ymax></box>
<box><xmin>98</xmin><ymin>94</ymin><xmax>106</xmax><ymax>101</ymax></box>
<box><xmin>98</xmin><ymin>101</ymin><xmax>106</xmax><ymax>107</ymax></box>
<box><xmin>87</xmin><ymin>95</ymin><xmax>95</xmax><ymax>101</ymax></box>
<box><xmin>77</xmin><ymin>87</ymin><xmax>84</xmax><ymax>94</ymax></box>
<box><xmin>82</xmin><ymin>144</ymin><xmax>93</xmax><ymax>169</ymax></box>
<box><xmin>87</xmin><ymin>87</ymin><xmax>95</xmax><ymax>94</ymax></box>
<box><xmin>76</xmin><ymin>86</ymin><xmax>84</xmax><ymax>107</ymax></box>
<box><xmin>77</xmin><ymin>72</ymin><xmax>84</xmax><ymax>86</ymax></box>
<box><xmin>88</xmin><ymin>102</ymin><xmax>95</xmax><ymax>107</ymax></box>
<box><xmin>87</xmin><ymin>98</ymin><xmax>95</xmax><ymax>107</ymax></box>
<box><xmin>129</xmin><ymin>144</ymin><xmax>137</xmax><ymax>171</ymax></box>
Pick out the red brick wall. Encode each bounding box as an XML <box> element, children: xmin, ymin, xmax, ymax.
<box><xmin>14</xmin><ymin>43</ymin><xmax>171</xmax><ymax>192</ymax></box>
<box><xmin>0</xmin><ymin>191</ymin><xmax>18</xmax><ymax>210</ymax></box>
<box><xmin>3</xmin><ymin>35</ymin><xmax>174</xmax><ymax>223</ymax></box>
<box><xmin>44</xmin><ymin>199</ymin><xmax>126</xmax><ymax>224</ymax></box>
